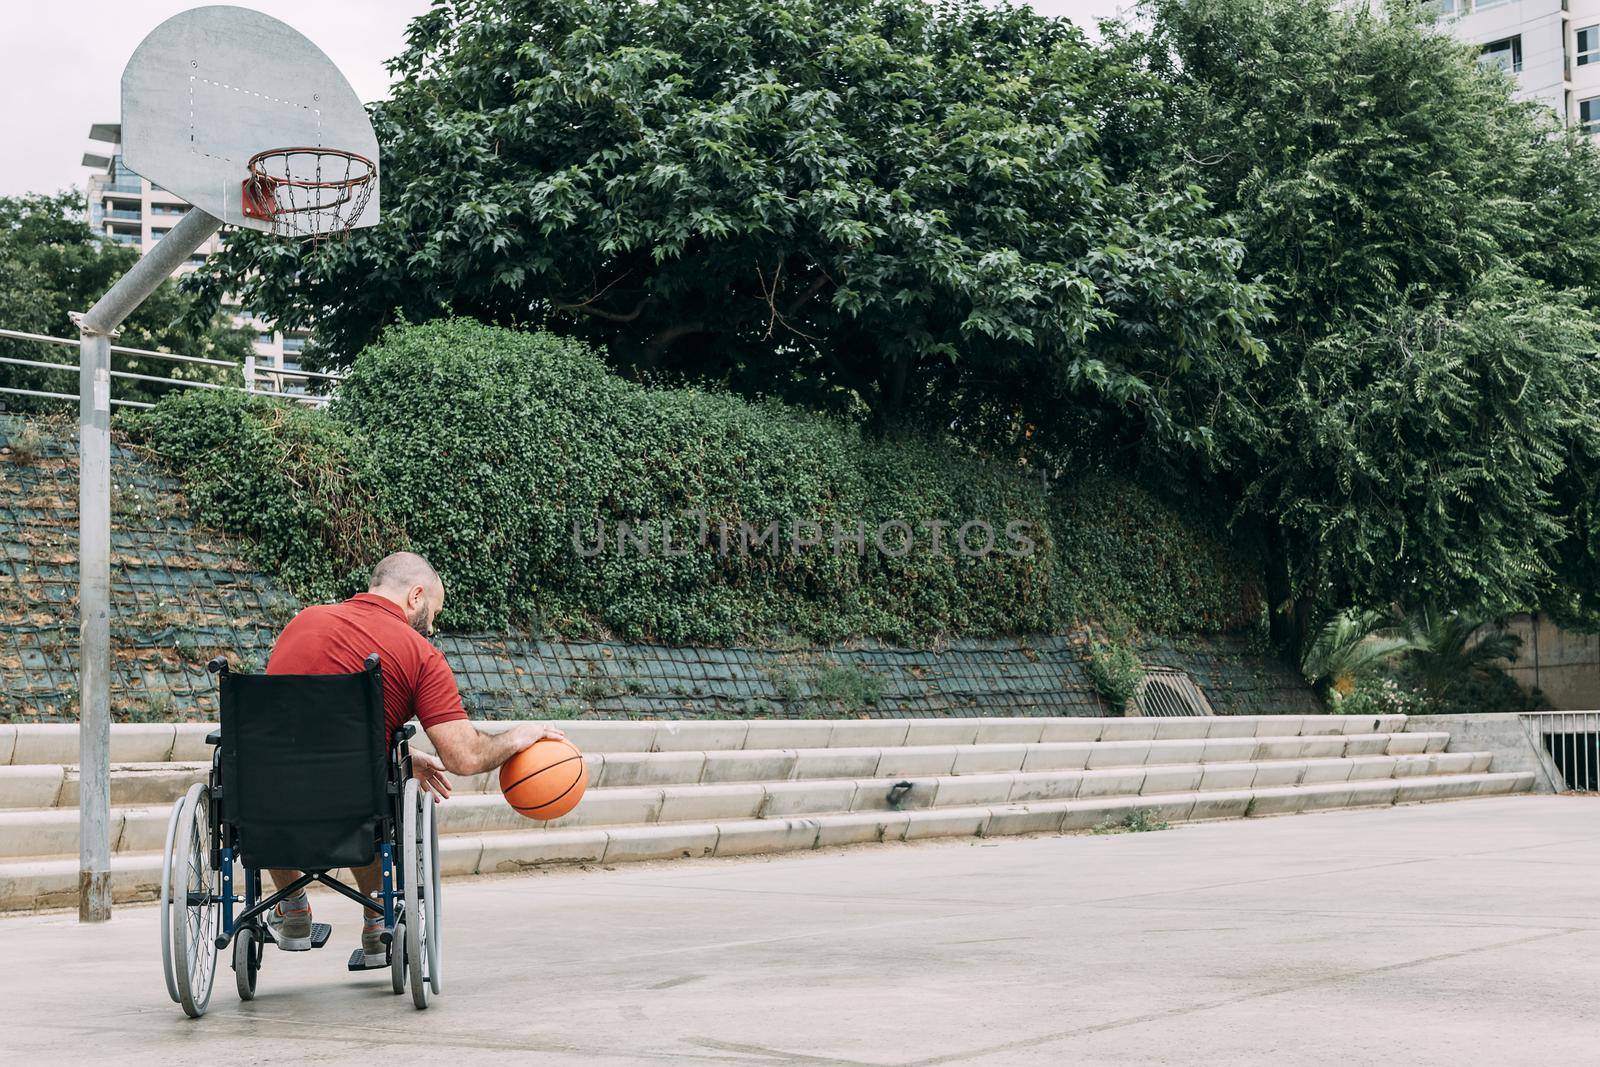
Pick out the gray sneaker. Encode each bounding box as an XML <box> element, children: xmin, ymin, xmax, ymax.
<box><xmin>356</xmin><ymin>911</ymin><xmax>387</xmax><ymax>966</ymax></box>
<box><xmin>266</xmin><ymin>892</ymin><xmax>313</xmax><ymax>950</ymax></box>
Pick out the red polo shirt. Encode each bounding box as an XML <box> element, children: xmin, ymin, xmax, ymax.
<box><xmin>266</xmin><ymin>593</ymin><xmax>468</xmax><ymax>737</ymax></box>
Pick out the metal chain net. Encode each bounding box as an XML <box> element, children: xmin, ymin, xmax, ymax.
<box><xmin>244</xmin><ymin>149</ymin><xmax>375</xmax><ymax>242</ymax></box>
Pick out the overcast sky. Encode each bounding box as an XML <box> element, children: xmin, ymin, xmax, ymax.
<box><xmin>0</xmin><ymin>0</ymin><xmax>1127</xmax><ymax>198</ymax></box>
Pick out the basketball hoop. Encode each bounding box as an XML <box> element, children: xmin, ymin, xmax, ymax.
<box><xmin>242</xmin><ymin>147</ymin><xmax>376</xmax><ymax>240</ymax></box>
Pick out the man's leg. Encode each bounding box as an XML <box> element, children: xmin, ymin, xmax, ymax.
<box><xmin>267</xmin><ymin>863</ymin><xmax>386</xmax><ymax>956</ymax></box>
<box><xmin>271</xmin><ymin>864</ymin><xmax>379</xmax><ymax>897</ymax></box>
<box><xmin>268</xmin><ymin>868</ymin><xmax>303</xmax><ymax>894</ymax></box>
<box><xmin>351</xmin><ymin>859</ymin><xmax>382</xmax><ymax>899</ymax></box>
<box><xmin>265</xmin><ymin>868</ymin><xmax>313</xmax><ymax>949</ymax></box>
<box><xmin>350</xmin><ymin>859</ymin><xmax>389</xmax><ymax>961</ymax></box>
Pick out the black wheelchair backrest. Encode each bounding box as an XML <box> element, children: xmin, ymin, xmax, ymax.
<box><xmin>217</xmin><ymin>656</ymin><xmax>389</xmax><ymax>871</ymax></box>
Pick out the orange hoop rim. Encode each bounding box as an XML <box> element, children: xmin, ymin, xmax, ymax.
<box><xmin>244</xmin><ymin>147</ymin><xmax>376</xmax><ymax>218</ymax></box>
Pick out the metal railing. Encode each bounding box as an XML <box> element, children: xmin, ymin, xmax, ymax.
<box><xmin>1517</xmin><ymin>712</ymin><xmax>1600</xmax><ymax>793</ymax></box>
<box><xmin>0</xmin><ymin>327</ymin><xmax>340</xmax><ymax>411</ymax></box>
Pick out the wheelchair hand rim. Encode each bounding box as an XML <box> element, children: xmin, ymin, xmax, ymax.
<box><xmin>158</xmin><ymin>789</ymin><xmax>186</xmax><ymax>1004</ymax></box>
<box><xmin>172</xmin><ymin>784</ymin><xmax>220</xmax><ymax>1018</ymax></box>
<box><xmin>425</xmin><ymin>794</ymin><xmax>441</xmax><ymax>994</ymax></box>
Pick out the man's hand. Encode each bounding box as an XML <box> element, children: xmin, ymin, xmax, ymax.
<box><xmin>410</xmin><ymin>749</ymin><xmax>452</xmax><ymax>802</ymax></box>
<box><xmin>506</xmin><ymin>724</ymin><xmax>567</xmax><ymax>751</ymax></box>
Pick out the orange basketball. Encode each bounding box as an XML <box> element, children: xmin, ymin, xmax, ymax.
<box><xmin>499</xmin><ymin>738</ymin><xmax>587</xmax><ymax>820</ymax></box>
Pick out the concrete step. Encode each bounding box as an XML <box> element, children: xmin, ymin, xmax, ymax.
<box><xmin>0</xmin><ymin>762</ymin><xmax>214</xmax><ymax>810</ymax></box>
<box><xmin>0</xmin><ymin>732</ymin><xmax>1451</xmax><ymax>809</ymax></box>
<box><xmin>2</xmin><ymin>724</ymin><xmax>216</xmax><ymax>765</ymax></box>
<box><xmin>0</xmin><ymin>750</ymin><xmax>1501</xmax><ymax>858</ymax></box>
<box><xmin>0</xmin><ymin>771</ymin><xmax>1533</xmax><ymax>912</ymax></box>
<box><xmin>0</xmin><ymin>715</ymin><xmax>1418</xmax><ymax>767</ymax></box>
<box><xmin>579</xmin><ymin>732</ymin><xmax>1448</xmax><ymax>788</ymax></box>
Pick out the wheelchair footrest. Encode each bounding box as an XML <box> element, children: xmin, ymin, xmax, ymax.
<box><xmin>268</xmin><ymin>922</ymin><xmax>333</xmax><ymax>951</ymax></box>
<box><xmin>347</xmin><ymin>948</ymin><xmax>390</xmax><ymax>972</ymax></box>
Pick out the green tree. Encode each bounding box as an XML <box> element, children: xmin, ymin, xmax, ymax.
<box><xmin>1092</xmin><ymin>0</ymin><xmax>1600</xmax><ymax>651</ymax></box>
<box><xmin>188</xmin><ymin>0</ymin><xmax>1262</xmax><ymax>442</ymax></box>
<box><xmin>0</xmin><ymin>191</ymin><xmax>252</xmax><ymax>410</ymax></box>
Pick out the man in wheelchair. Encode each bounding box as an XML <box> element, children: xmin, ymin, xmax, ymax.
<box><xmin>261</xmin><ymin>551</ymin><xmax>564</xmax><ymax>961</ymax></box>
<box><xmin>160</xmin><ymin>551</ymin><xmax>564</xmax><ymax>1017</ymax></box>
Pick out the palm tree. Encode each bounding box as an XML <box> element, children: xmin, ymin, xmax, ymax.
<box><xmin>1402</xmin><ymin>605</ymin><xmax>1522</xmax><ymax>708</ymax></box>
<box><xmin>1300</xmin><ymin>608</ymin><xmax>1417</xmax><ymax>701</ymax></box>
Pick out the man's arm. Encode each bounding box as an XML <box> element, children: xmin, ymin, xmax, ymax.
<box><xmin>423</xmin><ymin>720</ymin><xmax>567</xmax><ymax>777</ymax></box>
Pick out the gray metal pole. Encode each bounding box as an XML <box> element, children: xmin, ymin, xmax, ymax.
<box><xmin>76</xmin><ymin>207</ymin><xmax>222</xmax><ymax>922</ymax></box>
<box><xmin>81</xmin><ymin>208</ymin><xmax>223</xmax><ymax>335</ymax></box>
<box><xmin>76</xmin><ymin>329</ymin><xmax>112</xmax><ymax>922</ymax></box>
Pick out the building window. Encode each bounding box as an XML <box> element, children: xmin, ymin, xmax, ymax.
<box><xmin>1436</xmin><ymin>0</ymin><xmax>1456</xmax><ymax>14</ymax></box>
<box><xmin>1473</xmin><ymin>0</ymin><xmax>1512</xmax><ymax>10</ymax></box>
<box><xmin>1580</xmin><ymin>27</ymin><xmax>1600</xmax><ymax>67</ymax></box>
<box><xmin>1480</xmin><ymin>36</ymin><xmax>1522</xmax><ymax>75</ymax></box>
<box><xmin>1581</xmin><ymin>97</ymin><xmax>1600</xmax><ymax>135</ymax></box>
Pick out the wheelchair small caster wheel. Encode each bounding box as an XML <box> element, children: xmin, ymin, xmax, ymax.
<box><xmin>234</xmin><ymin>931</ymin><xmax>262</xmax><ymax>1001</ymax></box>
<box><xmin>390</xmin><ymin>919</ymin><xmax>407</xmax><ymax>995</ymax></box>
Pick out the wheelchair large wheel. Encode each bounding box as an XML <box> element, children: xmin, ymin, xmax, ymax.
<box><xmin>166</xmin><ymin>784</ymin><xmax>220</xmax><ymax>1018</ymax></box>
<box><xmin>402</xmin><ymin>779</ymin><xmax>437</xmax><ymax>1008</ymax></box>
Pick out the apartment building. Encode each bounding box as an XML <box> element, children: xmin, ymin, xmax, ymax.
<box><xmin>81</xmin><ymin>123</ymin><xmax>310</xmax><ymax>384</ymax></box>
<box><xmin>1441</xmin><ymin>0</ymin><xmax>1600</xmax><ymax>131</ymax></box>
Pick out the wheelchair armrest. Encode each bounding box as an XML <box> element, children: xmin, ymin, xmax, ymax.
<box><xmin>394</xmin><ymin>724</ymin><xmax>416</xmax><ymax>743</ymax></box>
<box><xmin>205</xmin><ymin>729</ymin><xmax>222</xmax><ymax>746</ymax></box>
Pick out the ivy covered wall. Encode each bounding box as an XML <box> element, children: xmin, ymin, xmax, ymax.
<box><xmin>124</xmin><ymin>320</ymin><xmax>1265</xmax><ymax>647</ymax></box>
<box><xmin>0</xmin><ymin>414</ymin><xmax>1314</xmax><ymax>721</ymax></box>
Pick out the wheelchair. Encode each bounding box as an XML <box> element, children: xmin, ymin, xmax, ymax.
<box><xmin>159</xmin><ymin>654</ymin><xmax>442</xmax><ymax>1018</ymax></box>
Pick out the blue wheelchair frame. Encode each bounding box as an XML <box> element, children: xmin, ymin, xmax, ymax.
<box><xmin>204</xmin><ymin>655</ymin><xmax>411</xmax><ymax>958</ymax></box>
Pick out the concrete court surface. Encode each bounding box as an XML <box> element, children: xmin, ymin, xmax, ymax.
<box><xmin>1</xmin><ymin>796</ymin><xmax>1596</xmax><ymax>1066</ymax></box>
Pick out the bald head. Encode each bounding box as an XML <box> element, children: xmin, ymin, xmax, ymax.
<box><xmin>369</xmin><ymin>551</ymin><xmax>444</xmax><ymax>636</ymax></box>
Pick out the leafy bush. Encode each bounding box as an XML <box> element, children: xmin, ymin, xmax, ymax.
<box><xmin>1335</xmin><ymin>675</ymin><xmax>1430</xmax><ymax>718</ymax></box>
<box><xmin>2</xmin><ymin>419</ymin><xmax>45</xmax><ymax>465</ymax></box>
<box><xmin>127</xmin><ymin>320</ymin><xmax>1263</xmax><ymax>644</ymax></box>
<box><xmin>1435</xmin><ymin>664</ymin><xmax>1548</xmax><ymax>715</ymax></box>
<box><xmin>1085</xmin><ymin>640</ymin><xmax>1142</xmax><ymax>711</ymax></box>
<box><xmin>811</xmin><ymin>661</ymin><xmax>885</xmax><ymax>712</ymax></box>
<box><xmin>1051</xmin><ymin>476</ymin><xmax>1265</xmax><ymax>634</ymax></box>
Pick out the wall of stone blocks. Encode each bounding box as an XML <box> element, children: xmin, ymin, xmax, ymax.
<box><xmin>0</xmin><ymin>415</ymin><xmax>1318</xmax><ymax>722</ymax></box>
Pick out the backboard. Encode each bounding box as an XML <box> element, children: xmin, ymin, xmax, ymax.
<box><xmin>121</xmin><ymin>5</ymin><xmax>380</xmax><ymax>234</ymax></box>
